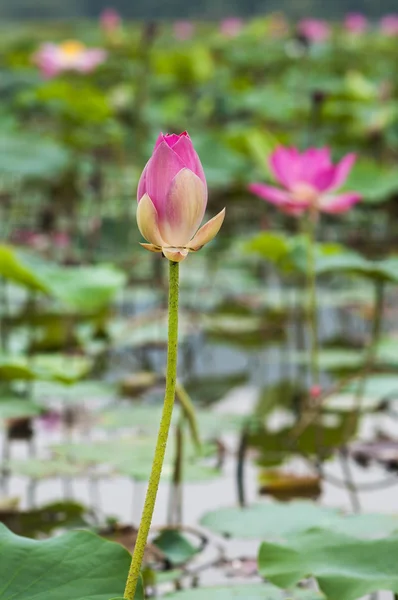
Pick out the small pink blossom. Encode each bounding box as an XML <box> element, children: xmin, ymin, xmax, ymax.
<box><xmin>248</xmin><ymin>147</ymin><xmax>361</xmax><ymax>216</ymax></box>
<box><xmin>136</xmin><ymin>132</ymin><xmax>225</xmax><ymax>262</ymax></box>
<box><xmin>297</xmin><ymin>19</ymin><xmax>330</xmax><ymax>43</ymax></box>
<box><xmin>33</xmin><ymin>40</ymin><xmax>107</xmax><ymax>78</ymax></box>
<box><xmin>380</xmin><ymin>15</ymin><xmax>398</xmax><ymax>36</ymax></box>
<box><xmin>173</xmin><ymin>21</ymin><xmax>195</xmax><ymax>41</ymax></box>
<box><xmin>220</xmin><ymin>18</ymin><xmax>243</xmax><ymax>38</ymax></box>
<box><xmin>310</xmin><ymin>385</ymin><xmax>322</xmax><ymax>399</ymax></box>
<box><xmin>344</xmin><ymin>13</ymin><xmax>368</xmax><ymax>34</ymax></box>
<box><xmin>100</xmin><ymin>7</ymin><xmax>122</xmax><ymax>33</ymax></box>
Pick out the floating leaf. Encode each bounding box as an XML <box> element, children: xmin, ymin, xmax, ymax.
<box><xmin>0</xmin><ymin>397</ymin><xmax>42</xmax><ymax>419</ymax></box>
<box><xmin>258</xmin><ymin>529</ymin><xmax>398</xmax><ymax>600</ymax></box>
<box><xmin>152</xmin><ymin>529</ymin><xmax>199</xmax><ymax>566</ymax></box>
<box><xmin>200</xmin><ymin>501</ymin><xmax>338</xmax><ymax>539</ymax></box>
<box><xmin>201</xmin><ymin>500</ymin><xmax>398</xmax><ymax>540</ymax></box>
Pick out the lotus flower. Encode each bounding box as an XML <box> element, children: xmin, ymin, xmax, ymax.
<box><xmin>248</xmin><ymin>147</ymin><xmax>361</xmax><ymax>216</ymax></box>
<box><xmin>344</xmin><ymin>13</ymin><xmax>368</xmax><ymax>34</ymax></box>
<box><xmin>100</xmin><ymin>8</ymin><xmax>122</xmax><ymax>33</ymax></box>
<box><xmin>136</xmin><ymin>132</ymin><xmax>225</xmax><ymax>262</ymax></box>
<box><xmin>380</xmin><ymin>15</ymin><xmax>398</xmax><ymax>36</ymax></box>
<box><xmin>173</xmin><ymin>21</ymin><xmax>195</xmax><ymax>41</ymax></box>
<box><xmin>33</xmin><ymin>40</ymin><xmax>106</xmax><ymax>78</ymax></box>
<box><xmin>297</xmin><ymin>19</ymin><xmax>330</xmax><ymax>43</ymax></box>
<box><xmin>220</xmin><ymin>18</ymin><xmax>243</xmax><ymax>38</ymax></box>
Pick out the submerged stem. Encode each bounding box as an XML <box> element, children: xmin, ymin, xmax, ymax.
<box><xmin>306</xmin><ymin>211</ymin><xmax>319</xmax><ymax>387</ymax></box>
<box><xmin>124</xmin><ymin>260</ymin><xmax>179</xmax><ymax>600</ymax></box>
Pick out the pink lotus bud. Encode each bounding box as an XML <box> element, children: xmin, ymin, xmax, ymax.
<box><xmin>297</xmin><ymin>19</ymin><xmax>330</xmax><ymax>43</ymax></box>
<box><xmin>136</xmin><ymin>132</ymin><xmax>225</xmax><ymax>262</ymax></box>
<box><xmin>248</xmin><ymin>146</ymin><xmax>361</xmax><ymax>216</ymax></box>
<box><xmin>220</xmin><ymin>18</ymin><xmax>243</xmax><ymax>38</ymax></box>
<box><xmin>100</xmin><ymin>8</ymin><xmax>122</xmax><ymax>33</ymax></box>
<box><xmin>310</xmin><ymin>385</ymin><xmax>322</xmax><ymax>399</ymax></box>
<box><xmin>380</xmin><ymin>15</ymin><xmax>398</xmax><ymax>36</ymax></box>
<box><xmin>344</xmin><ymin>13</ymin><xmax>368</xmax><ymax>34</ymax></box>
<box><xmin>173</xmin><ymin>21</ymin><xmax>195</xmax><ymax>41</ymax></box>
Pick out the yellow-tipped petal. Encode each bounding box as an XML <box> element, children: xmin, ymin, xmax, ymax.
<box><xmin>136</xmin><ymin>193</ymin><xmax>166</xmax><ymax>247</ymax></box>
<box><xmin>187</xmin><ymin>208</ymin><xmax>226</xmax><ymax>251</ymax></box>
<box><xmin>160</xmin><ymin>168</ymin><xmax>207</xmax><ymax>247</ymax></box>
<box><xmin>140</xmin><ymin>243</ymin><xmax>162</xmax><ymax>253</ymax></box>
<box><xmin>162</xmin><ymin>247</ymin><xmax>189</xmax><ymax>262</ymax></box>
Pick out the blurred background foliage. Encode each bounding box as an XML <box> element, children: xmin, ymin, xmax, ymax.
<box><xmin>1</xmin><ymin>0</ymin><xmax>398</xmax><ymax>20</ymax></box>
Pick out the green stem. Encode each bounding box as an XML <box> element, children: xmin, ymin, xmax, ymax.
<box><xmin>123</xmin><ymin>260</ymin><xmax>179</xmax><ymax>600</ymax></box>
<box><xmin>306</xmin><ymin>212</ymin><xmax>319</xmax><ymax>387</ymax></box>
<box><xmin>345</xmin><ymin>279</ymin><xmax>385</xmax><ymax>441</ymax></box>
<box><xmin>175</xmin><ymin>380</ymin><xmax>201</xmax><ymax>454</ymax></box>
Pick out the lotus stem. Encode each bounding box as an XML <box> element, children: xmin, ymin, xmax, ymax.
<box><xmin>124</xmin><ymin>260</ymin><xmax>179</xmax><ymax>599</ymax></box>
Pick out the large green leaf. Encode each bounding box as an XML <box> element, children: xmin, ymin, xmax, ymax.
<box><xmin>53</xmin><ymin>437</ymin><xmax>221</xmax><ymax>482</ymax></box>
<box><xmin>0</xmin><ymin>524</ymin><xmax>130</xmax><ymax>599</ymax></box>
<box><xmin>345</xmin><ymin>158</ymin><xmax>398</xmax><ymax>204</ymax></box>
<box><xmin>201</xmin><ymin>501</ymin><xmax>398</xmax><ymax>540</ymax></box>
<box><xmin>0</xmin><ymin>245</ymin><xmax>125</xmax><ymax>311</ymax></box>
<box><xmin>258</xmin><ymin>529</ymin><xmax>398</xmax><ymax>600</ymax></box>
<box><xmin>316</xmin><ymin>252</ymin><xmax>398</xmax><ymax>283</ymax></box>
<box><xmin>0</xmin><ymin>133</ymin><xmax>70</xmax><ymax>181</ymax></box>
<box><xmin>0</xmin><ymin>246</ymin><xmax>47</xmax><ymax>293</ymax></box>
<box><xmin>0</xmin><ymin>354</ymin><xmax>91</xmax><ymax>383</ymax></box>
<box><xmin>0</xmin><ymin>397</ymin><xmax>42</xmax><ymax>419</ymax></box>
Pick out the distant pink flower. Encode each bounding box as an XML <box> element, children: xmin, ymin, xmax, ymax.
<box><xmin>220</xmin><ymin>18</ymin><xmax>243</xmax><ymax>38</ymax></box>
<box><xmin>248</xmin><ymin>147</ymin><xmax>361</xmax><ymax>216</ymax></box>
<box><xmin>344</xmin><ymin>13</ymin><xmax>368</xmax><ymax>34</ymax></box>
<box><xmin>136</xmin><ymin>131</ymin><xmax>225</xmax><ymax>262</ymax></box>
<box><xmin>298</xmin><ymin>19</ymin><xmax>330</xmax><ymax>43</ymax></box>
<box><xmin>310</xmin><ymin>385</ymin><xmax>322</xmax><ymax>399</ymax></box>
<box><xmin>33</xmin><ymin>40</ymin><xmax>106</xmax><ymax>78</ymax></box>
<box><xmin>173</xmin><ymin>21</ymin><xmax>195</xmax><ymax>41</ymax></box>
<box><xmin>38</xmin><ymin>410</ymin><xmax>62</xmax><ymax>432</ymax></box>
<box><xmin>100</xmin><ymin>8</ymin><xmax>122</xmax><ymax>33</ymax></box>
<box><xmin>380</xmin><ymin>15</ymin><xmax>398</xmax><ymax>36</ymax></box>
<box><xmin>52</xmin><ymin>232</ymin><xmax>70</xmax><ymax>249</ymax></box>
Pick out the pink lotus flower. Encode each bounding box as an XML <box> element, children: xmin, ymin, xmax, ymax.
<box><xmin>100</xmin><ymin>8</ymin><xmax>122</xmax><ymax>33</ymax></box>
<box><xmin>137</xmin><ymin>132</ymin><xmax>225</xmax><ymax>262</ymax></box>
<box><xmin>173</xmin><ymin>21</ymin><xmax>195</xmax><ymax>41</ymax></box>
<box><xmin>33</xmin><ymin>40</ymin><xmax>107</xmax><ymax>78</ymax></box>
<box><xmin>344</xmin><ymin>13</ymin><xmax>368</xmax><ymax>34</ymax></box>
<box><xmin>297</xmin><ymin>19</ymin><xmax>330</xmax><ymax>43</ymax></box>
<box><xmin>220</xmin><ymin>18</ymin><xmax>243</xmax><ymax>38</ymax></box>
<box><xmin>380</xmin><ymin>15</ymin><xmax>398</xmax><ymax>36</ymax></box>
<box><xmin>248</xmin><ymin>147</ymin><xmax>361</xmax><ymax>216</ymax></box>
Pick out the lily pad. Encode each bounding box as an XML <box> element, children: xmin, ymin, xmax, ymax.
<box><xmin>152</xmin><ymin>529</ymin><xmax>199</xmax><ymax>566</ymax></box>
<box><xmin>0</xmin><ymin>523</ymin><xmax>130</xmax><ymax>599</ymax></box>
<box><xmin>201</xmin><ymin>501</ymin><xmax>398</xmax><ymax>540</ymax></box>
<box><xmin>0</xmin><ymin>398</ymin><xmax>42</xmax><ymax>419</ymax></box>
<box><xmin>258</xmin><ymin>529</ymin><xmax>398</xmax><ymax>600</ymax></box>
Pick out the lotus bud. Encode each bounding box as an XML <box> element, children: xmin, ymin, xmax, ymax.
<box><xmin>136</xmin><ymin>132</ymin><xmax>225</xmax><ymax>262</ymax></box>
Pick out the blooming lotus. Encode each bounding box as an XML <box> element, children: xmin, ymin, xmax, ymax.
<box><xmin>344</xmin><ymin>13</ymin><xmax>368</xmax><ymax>34</ymax></box>
<box><xmin>100</xmin><ymin>8</ymin><xmax>122</xmax><ymax>33</ymax></box>
<box><xmin>248</xmin><ymin>147</ymin><xmax>361</xmax><ymax>216</ymax></box>
<box><xmin>297</xmin><ymin>19</ymin><xmax>330</xmax><ymax>43</ymax></box>
<box><xmin>220</xmin><ymin>18</ymin><xmax>243</xmax><ymax>38</ymax></box>
<box><xmin>173</xmin><ymin>21</ymin><xmax>195</xmax><ymax>41</ymax></box>
<box><xmin>380</xmin><ymin>15</ymin><xmax>398</xmax><ymax>36</ymax></box>
<box><xmin>137</xmin><ymin>132</ymin><xmax>225</xmax><ymax>262</ymax></box>
<box><xmin>33</xmin><ymin>40</ymin><xmax>106</xmax><ymax>78</ymax></box>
